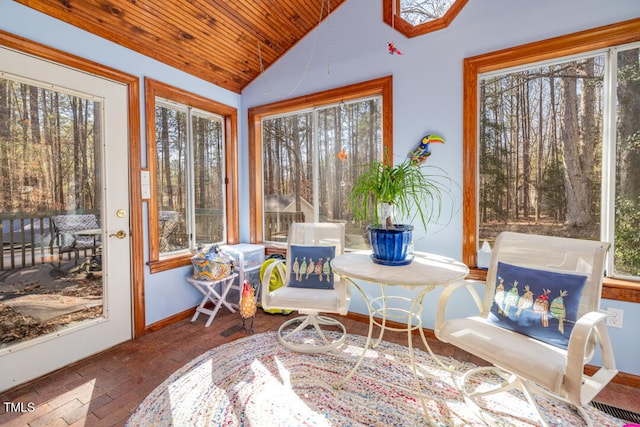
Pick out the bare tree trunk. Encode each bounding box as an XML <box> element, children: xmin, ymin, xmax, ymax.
<box><xmin>176</xmin><ymin>114</ymin><xmax>184</xmax><ymax>211</ymax></box>
<box><xmin>560</xmin><ymin>62</ymin><xmax>592</xmax><ymax>228</ymax></box>
<box><xmin>0</xmin><ymin>80</ymin><xmax>9</xmax><ymax>209</ymax></box>
<box><xmin>195</xmin><ymin>118</ymin><xmax>205</xmax><ymax>209</ymax></box>
<box><xmin>509</xmin><ymin>86</ymin><xmax>518</xmax><ymax>220</ymax></box>
<box><xmin>41</xmin><ymin>90</ymin><xmax>53</xmax><ymax>210</ymax></box>
<box><xmin>520</xmin><ymin>78</ymin><xmax>531</xmax><ymax>219</ymax></box>
<box><xmin>93</xmin><ymin>101</ymin><xmax>101</xmax><ymax>210</ymax></box>
<box><xmin>535</xmin><ymin>75</ymin><xmax>543</xmax><ymax>222</ymax></box>
<box><xmin>20</xmin><ymin>84</ymin><xmax>29</xmax><ymax>200</ymax></box>
<box><xmin>80</xmin><ymin>100</ymin><xmax>89</xmax><ymax>208</ymax></box>
<box><xmin>549</xmin><ymin>67</ymin><xmax>564</xmax><ymax>223</ymax></box>
<box><xmin>159</xmin><ymin>107</ymin><xmax>173</xmax><ymax>208</ymax></box>
<box><xmin>29</xmin><ymin>86</ymin><xmax>41</xmax><ymax>144</ymax></box>
<box><xmin>53</xmin><ymin>93</ymin><xmax>63</xmax><ymax>209</ymax></box>
<box><xmin>264</xmin><ymin>124</ymin><xmax>274</xmax><ymax>195</ymax></box>
<box><xmin>292</xmin><ymin>118</ymin><xmax>302</xmax><ymax>214</ymax></box>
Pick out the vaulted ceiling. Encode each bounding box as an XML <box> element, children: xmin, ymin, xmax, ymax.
<box><xmin>15</xmin><ymin>0</ymin><xmax>347</xmax><ymax>93</ymax></box>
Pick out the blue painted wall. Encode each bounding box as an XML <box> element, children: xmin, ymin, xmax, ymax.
<box><xmin>2</xmin><ymin>0</ymin><xmax>639</xmax><ymax>376</ymax></box>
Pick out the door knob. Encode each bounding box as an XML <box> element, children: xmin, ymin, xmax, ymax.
<box><xmin>109</xmin><ymin>230</ymin><xmax>127</xmax><ymax>239</ymax></box>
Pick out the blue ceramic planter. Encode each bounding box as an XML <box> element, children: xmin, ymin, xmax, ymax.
<box><xmin>367</xmin><ymin>224</ymin><xmax>414</xmax><ymax>265</ymax></box>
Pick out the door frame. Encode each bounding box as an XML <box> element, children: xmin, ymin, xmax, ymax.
<box><xmin>0</xmin><ymin>31</ymin><xmax>146</xmax><ymax>339</ymax></box>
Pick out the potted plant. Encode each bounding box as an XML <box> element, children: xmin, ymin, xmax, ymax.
<box><xmin>349</xmin><ymin>154</ymin><xmax>453</xmax><ymax>265</ymax></box>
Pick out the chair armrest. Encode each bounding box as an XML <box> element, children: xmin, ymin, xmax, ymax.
<box><xmin>434</xmin><ymin>279</ymin><xmax>485</xmax><ymax>335</ymax></box>
<box><xmin>260</xmin><ymin>259</ymin><xmax>286</xmax><ymax>310</ymax></box>
<box><xmin>565</xmin><ymin>311</ymin><xmax>617</xmax><ymax>405</ymax></box>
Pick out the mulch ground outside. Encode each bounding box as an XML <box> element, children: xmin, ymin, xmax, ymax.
<box><xmin>0</xmin><ymin>259</ymin><xmax>103</xmax><ymax>349</ymax></box>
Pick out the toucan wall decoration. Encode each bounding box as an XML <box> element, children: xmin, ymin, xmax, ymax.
<box><xmin>409</xmin><ymin>134</ymin><xmax>445</xmax><ymax>166</ymax></box>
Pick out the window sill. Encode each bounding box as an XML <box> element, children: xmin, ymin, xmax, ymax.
<box><xmin>467</xmin><ymin>268</ymin><xmax>640</xmax><ymax>303</ymax></box>
<box><xmin>148</xmin><ymin>253</ymin><xmax>192</xmax><ymax>274</ymax></box>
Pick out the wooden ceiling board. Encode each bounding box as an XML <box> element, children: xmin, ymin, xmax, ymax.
<box><xmin>15</xmin><ymin>0</ymin><xmax>237</xmax><ymax>86</ymax></box>
<box><xmin>14</xmin><ymin>0</ymin><xmax>346</xmax><ymax>93</ymax></box>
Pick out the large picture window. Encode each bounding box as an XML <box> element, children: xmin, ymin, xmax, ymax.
<box><xmin>146</xmin><ymin>79</ymin><xmax>238</xmax><ymax>272</ymax></box>
<box><xmin>478</xmin><ymin>47</ymin><xmax>640</xmax><ymax>279</ymax></box>
<box><xmin>463</xmin><ymin>19</ymin><xmax>640</xmax><ymax>299</ymax></box>
<box><xmin>248</xmin><ymin>77</ymin><xmax>393</xmax><ymax>249</ymax></box>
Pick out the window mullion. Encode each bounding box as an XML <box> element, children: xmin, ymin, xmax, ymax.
<box><xmin>186</xmin><ymin>107</ymin><xmax>196</xmax><ymax>249</ymax></box>
<box><xmin>220</xmin><ymin>119</ymin><xmax>228</xmax><ymax>240</ymax></box>
<box><xmin>312</xmin><ymin>109</ymin><xmax>320</xmax><ymax>221</ymax></box>
<box><xmin>601</xmin><ymin>48</ymin><xmax>618</xmax><ymax>276</ymax></box>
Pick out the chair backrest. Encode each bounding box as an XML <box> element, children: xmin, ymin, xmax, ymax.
<box><xmin>51</xmin><ymin>214</ymin><xmax>100</xmax><ymax>250</ymax></box>
<box><xmin>284</xmin><ymin>222</ymin><xmax>345</xmax><ymax>286</ymax></box>
<box><xmin>482</xmin><ymin>232</ymin><xmax>610</xmax><ymax>319</ymax></box>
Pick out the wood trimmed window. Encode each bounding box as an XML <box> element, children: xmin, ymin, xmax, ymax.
<box><xmin>145</xmin><ymin>78</ymin><xmax>239</xmax><ymax>273</ymax></box>
<box><xmin>462</xmin><ymin>18</ymin><xmax>640</xmax><ymax>302</ymax></box>
<box><xmin>248</xmin><ymin>76</ymin><xmax>393</xmax><ymax>248</ymax></box>
<box><xmin>383</xmin><ymin>0</ymin><xmax>468</xmax><ymax>38</ymax></box>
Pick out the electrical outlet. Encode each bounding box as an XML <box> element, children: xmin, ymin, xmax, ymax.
<box><xmin>605</xmin><ymin>307</ymin><xmax>623</xmax><ymax>329</ymax></box>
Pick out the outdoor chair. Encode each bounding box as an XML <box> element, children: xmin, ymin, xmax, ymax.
<box><xmin>50</xmin><ymin>214</ymin><xmax>101</xmax><ymax>266</ymax></box>
<box><xmin>434</xmin><ymin>231</ymin><xmax>617</xmax><ymax>427</ymax></box>
<box><xmin>158</xmin><ymin>210</ymin><xmax>180</xmax><ymax>253</ymax></box>
<box><xmin>261</xmin><ymin>222</ymin><xmax>350</xmax><ymax>353</ymax></box>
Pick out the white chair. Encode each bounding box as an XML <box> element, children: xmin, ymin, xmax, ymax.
<box><xmin>261</xmin><ymin>222</ymin><xmax>350</xmax><ymax>353</ymax></box>
<box><xmin>435</xmin><ymin>231</ymin><xmax>617</xmax><ymax>427</ymax></box>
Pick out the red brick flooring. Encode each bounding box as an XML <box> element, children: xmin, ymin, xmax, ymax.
<box><xmin>0</xmin><ymin>310</ymin><xmax>638</xmax><ymax>426</ymax></box>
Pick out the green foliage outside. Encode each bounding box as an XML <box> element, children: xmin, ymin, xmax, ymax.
<box><xmin>615</xmin><ymin>196</ymin><xmax>640</xmax><ymax>277</ymax></box>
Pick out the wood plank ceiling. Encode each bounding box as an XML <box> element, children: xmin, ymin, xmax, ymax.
<box><xmin>15</xmin><ymin>0</ymin><xmax>346</xmax><ymax>93</ymax></box>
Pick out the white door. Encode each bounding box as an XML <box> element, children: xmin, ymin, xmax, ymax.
<box><xmin>0</xmin><ymin>46</ymin><xmax>132</xmax><ymax>391</ymax></box>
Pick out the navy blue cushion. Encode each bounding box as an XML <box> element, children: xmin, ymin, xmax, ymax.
<box><xmin>288</xmin><ymin>245</ymin><xmax>335</xmax><ymax>290</ymax></box>
<box><xmin>488</xmin><ymin>262</ymin><xmax>588</xmax><ymax>349</ymax></box>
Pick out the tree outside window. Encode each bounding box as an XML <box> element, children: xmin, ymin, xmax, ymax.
<box><xmin>155</xmin><ymin>100</ymin><xmax>226</xmax><ymax>254</ymax></box>
<box><xmin>261</xmin><ymin>98</ymin><xmax>382</xmax><ymax>247</ymax></box>
<box><xmin>477</xmin><ymin>46</ymin><xmax>640</xmax><ymax>279</ymax></box>
<box><xmin>398</xmin><ymin>0</ymin><xmax>458</xmax><ymax>26</ymax></box>
<box><xmin>248</xmin><ymin>76</ymin><xmax>393</xmax><ymax>249</ymax></box>
<box><xmin>146</xmin><ymin>78</ymin><xmax>238</xmax><ymax>272</ymax></box>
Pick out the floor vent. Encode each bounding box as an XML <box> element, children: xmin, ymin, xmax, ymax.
<box><xmin>591</xmin><ymin>401</ymin><xmax>640</xmax><ymax>424</ymax></box>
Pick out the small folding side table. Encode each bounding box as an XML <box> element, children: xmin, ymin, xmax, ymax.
<box><xmin>187</xmin><ymin>273</ymin><xmax>239</xmax><ymax>327</ymax></box>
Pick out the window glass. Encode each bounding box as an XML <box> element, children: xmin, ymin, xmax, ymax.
<box><xmin>261</xmin><ymin>97</ymin><xmax>382</xmax><ymax>248</ymax></box>
<box><xmin>155</xmin><ymin>102</ymin><xmax>187</xmax><ymax>253</ymax></box>
<box><xmin>614</xmin><ymin>47</ymin><xmax>640</xmax><ymax>277</ymax></box>
<box><xmin>155</xmin><ymin>99</ymin><xmax>225</xmax><ymax>255</ymax></box>
<box><xmin>478</xmin><ymin>46</ymin><xmax>640</xmax><ymax>279</ymax></box>
<box><xmin>0</xmin><ymin>68</ymin><xmax>105</xmax><ymax>347</ymax></box>
<box><xmin>399</xmin><ymin>0</ymin><xmax>457</xmax><ymax>26</ymax></box>
<box><xmin>192</xmin><ymin>112</ymin><xmax>226</xmax><ymax>246</ymax></box>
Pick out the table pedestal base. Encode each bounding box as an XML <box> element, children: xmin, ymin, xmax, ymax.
<box><xmin>334</xmin><ymin>280</ymin><xmax>454</xmax><ymax>426</ymax></box>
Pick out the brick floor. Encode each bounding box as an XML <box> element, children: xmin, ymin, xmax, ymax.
<box><xmin>0</xmin><ymin>309</ymin><xmax>638</xmax><ymax>426</ymax></box>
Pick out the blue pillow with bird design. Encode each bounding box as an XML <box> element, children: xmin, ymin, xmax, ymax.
<box><xmin>288</xmin><ymin>245</ymin><xmax>335</xmax><ymax>290</ymax></box>
<box><xmin>488</xmin><ymin>262</ymin><xmax>588</xmax><ymax>349</ymax></box>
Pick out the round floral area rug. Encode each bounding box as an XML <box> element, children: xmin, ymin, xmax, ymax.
<box><xmin>127</xmin><ymin>331</ymin><xmax>626</xmax><ymax>426</ymax></box>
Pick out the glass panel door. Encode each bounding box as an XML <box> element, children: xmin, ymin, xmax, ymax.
<box><xmin>0</xmin><ymin>46</ymin><xmax>132</xmax><ymax>391</ymax></box>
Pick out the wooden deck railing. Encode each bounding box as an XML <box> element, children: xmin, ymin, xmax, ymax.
<box><xmin>1</xmin><ymin>216</ymin><xmax>52</xmax><ymax>270</ymax></box>
<box><xmin>3</xmin><ymin>210</ymin><xmax>305</xmax><ymax>270</ymax></box>
<box><xmin>1</xmin><ymin>212</ymin><xmax>98</xmax><ymax>271</ymax></box>
<box><xmin>264</xmin><ymin>211</ymin><xmax>304</xmax><ymax>242</ymax></box>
